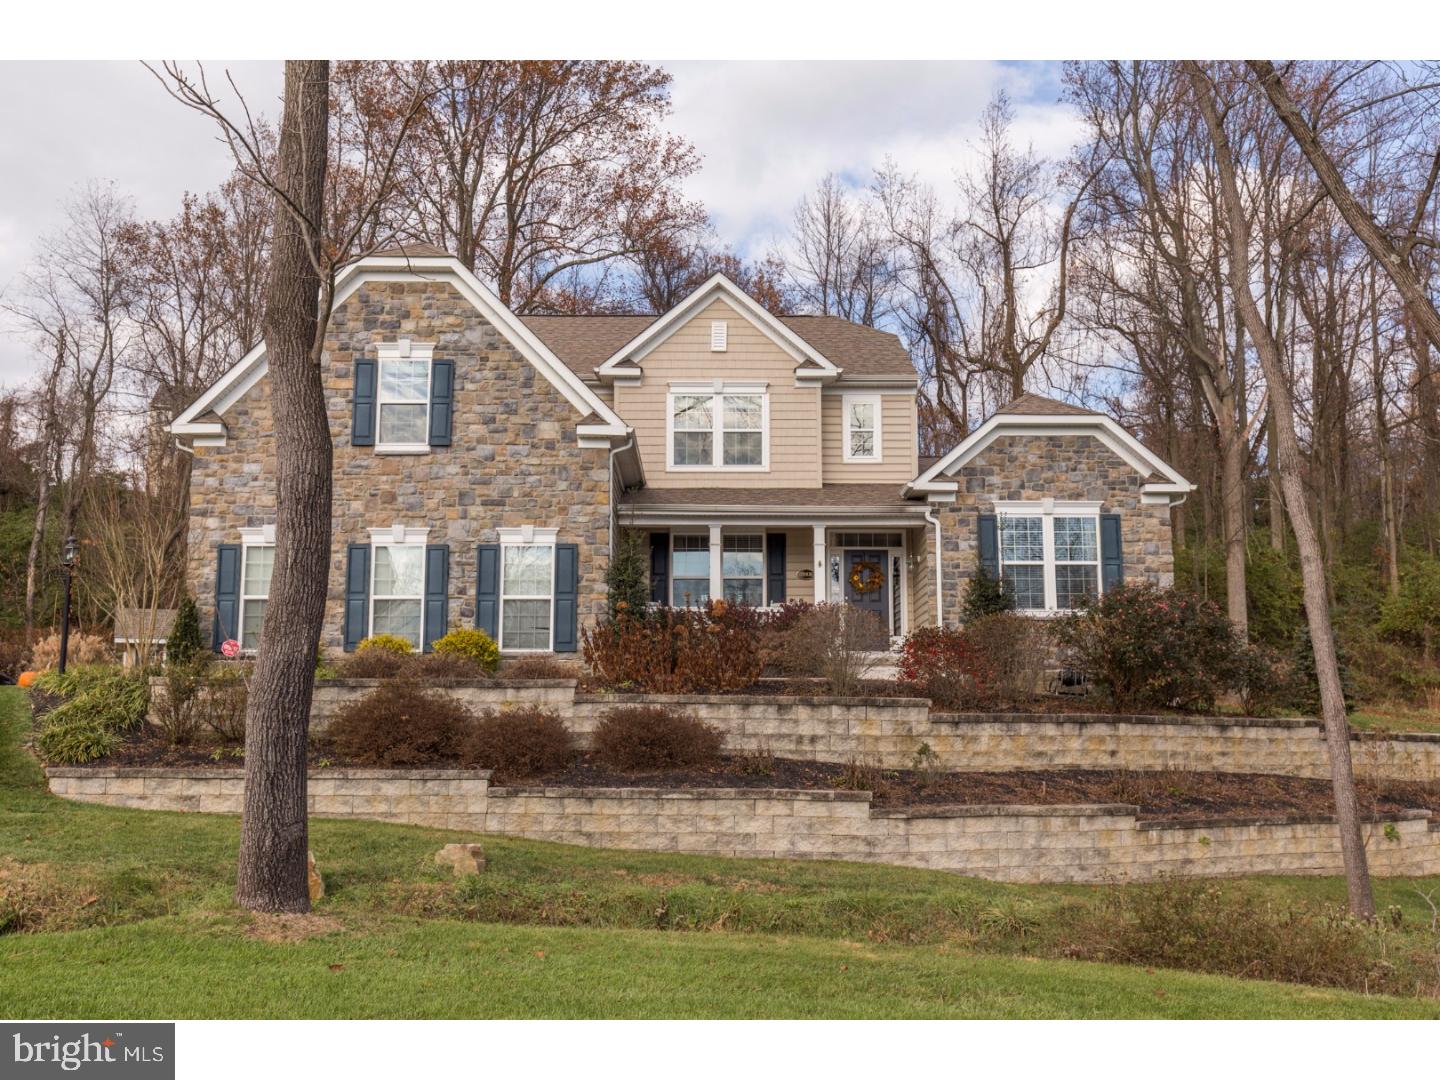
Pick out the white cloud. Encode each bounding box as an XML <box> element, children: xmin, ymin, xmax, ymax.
<box><xmin>0</xmin><ymin>60</ymin><xmax>281</xmax><ymax>388</ymax></box>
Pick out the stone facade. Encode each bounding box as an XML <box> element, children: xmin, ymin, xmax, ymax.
<box><xmin>931</xmin><ymin>433</ymin><xmax>1174</xmax><ymax>626</ymax></box>
<box><xmin>48</xmin><ymin>767</ymin><xmax>1440</xmax><ymax>883</ymax></box>
<box><xmin>186</xmin><ymin>281</ymin><xmax>612</xmax><ymax>652</ymax></box>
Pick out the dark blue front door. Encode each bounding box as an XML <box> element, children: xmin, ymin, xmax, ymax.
<box><xmin>843</xmin><ymin>550</ymin><xmax>889</xmax><ymax>644</ymax></box>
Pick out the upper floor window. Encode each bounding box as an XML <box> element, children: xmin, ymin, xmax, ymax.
<box><xmin>668</xmin><ymin>385</ymin><xmax>767</xmax><ymax>470</ymax></box>
<box><xmin>377</xmin><ymin>341</ymin><xmax>432</xmax><ymax>451</ymax></box>
<box><xmin>843</xmin><ymin>394</ymin><xmax>882</xmax><ymax>462</ymax></box>
<box><xmin>997</xmin><ymin>502</ymin><xmax>1101</xmax><ymax>612</ymax></box>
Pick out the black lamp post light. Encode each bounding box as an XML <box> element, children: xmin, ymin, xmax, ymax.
<box><xmin>58</xmin><ymin>534</ymin><xmax>78</xmax><ymax>675</ymax></box>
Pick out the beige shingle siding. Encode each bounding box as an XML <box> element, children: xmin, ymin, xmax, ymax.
<box><xmin>820</xmin><ymin>393</ymin><xmax>918</xmax><ymax>483</ymax></box>
<box><xmin>614</xmin><ymin>299</ymin><xmax>822</xmax><ymax>489</ymax></box>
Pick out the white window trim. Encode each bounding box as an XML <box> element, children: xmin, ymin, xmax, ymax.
<box><xmin>842</xmin><ymin>393</ymin><xmax>883</xmax><ymax>463</ymax></box>
<box><xmin>720</xmin><ymin>532</ymin><xmax>766</xmax><ymax>606</ymax></box>
<box><xmin>994</xmin><ymin>500</ymin><xmax>1102</xmax><ymax>615</ymax></box>
<box><xmin>665</xmin><ymin>382</ymin><xmax>770</xmax><ymax>472</ymax></box>
<box><xmin>237</xmin><ymin>526</ymin><xmax>275</xmax><ymax>653</ymax></box>
<box><xmin>497</xmin><ymin>526</ymin><xmax>557</xmax><ymax>653</ymax></box>
<box><xmin>375</xmin><ymin>340</ymin><xmax>434</xmax><ymax>454</ymax></box>
<box><xmin>367</xmin><ymin>524</ymin><xmax>431</xmax><ymax>649</ymax></box>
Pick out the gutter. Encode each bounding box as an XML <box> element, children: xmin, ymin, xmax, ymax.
<box><xmin>607</xmin><ymin>435</ymin><xmax>636</xmax><ymax>561</ymax></box>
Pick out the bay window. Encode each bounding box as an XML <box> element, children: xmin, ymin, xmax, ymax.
<box><xmin>668</xmin><ymin>385</ymin><xmax>767</xmax><ymax>469</ymax></box>
<box><xmin>997</xmin><ymin>502</ymin><xmax>1102</xmax><ymax>613</ymax></box>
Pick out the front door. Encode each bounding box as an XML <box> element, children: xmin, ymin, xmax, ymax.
<box><xmin>843</xmin><ymin>550</ymin><xmax>890</xmax><ymax>645</ymax></box>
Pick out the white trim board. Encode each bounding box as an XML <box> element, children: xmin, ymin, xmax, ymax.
<box><xmin>170</xmin><ymin>254</ymin><xmax>628</xmax><ymax>440</ymax></box>
<box><xmin>595</xmin><ymin>273</ymin><xmax>841</xmax><ymax>380</ymax></box>
<box><xmin>905</xmin><ymin>413</ymin><xmax>1194</xmax><ymax>501</ymax></box>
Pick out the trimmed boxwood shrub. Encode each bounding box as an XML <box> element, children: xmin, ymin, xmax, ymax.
<box><xmin>590</xmin><ymin>706</ymin><xmax>723</xmax><ymax>771</ymax></box>
<box><xmin>356</xmin><ymin>634</ymin><xmax>414</xmax><ymax>656</ymax></box>
<box><xmin>460</xmin><ymin>708</ymin><xmax>575</xmax><ymax>780</ymax></box>
<box><xmin>325</xmin><ymin>683</ymin><xmax>474</xmax><ymax>767</ymax></box>
<box><xmin>432</xmin><ymin>628</ymin><xmax>501</xmax><ymax>672</ymax></box>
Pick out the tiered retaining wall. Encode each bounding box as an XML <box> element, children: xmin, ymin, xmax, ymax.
<box><xmin>147</xmin><ymin>679</ymin><xmax>1440</xmax><ymax>782</ymax></box>
<box><xmin>47</xmin><ymin>766</ymin><xmax>1440</xmax><ymax>883</ymax></box>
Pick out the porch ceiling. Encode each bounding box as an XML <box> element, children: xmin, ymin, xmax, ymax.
<box><xmin>618</xmin><ymin>483</ymin><xmax>924</xmax><ymax>516</ymax></box>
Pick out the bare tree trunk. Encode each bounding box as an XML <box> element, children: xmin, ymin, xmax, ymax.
<box><xmin>24</xmin><ymin>332</ymin><xmax>65</xmax><ymax>634</ymax></box>
<box><xmin>1371</xmin><ymin>271</ymin><xmax>1401</xmax><ymax>596</ymax></box>
<box><xmin>1188</xmin><ymin>62</ymin><xmax>1374</xmax><ymax>917</ymax></box>
<box><xmin>235</xmin><ymin>61</ymin><xmax>332</xmax><ymax>914</ymax></box>
<box><xmin>1248</xmin><ymin>60</ymin><xmax>1440</xmax><ymax>354</ymax></box>
<box><xmin>1220</xmin><ymin>412</ymin><xmax>1249</xmax><ymax>639</ymax></box>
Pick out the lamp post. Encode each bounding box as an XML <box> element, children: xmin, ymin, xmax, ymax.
<box><xmin>58</xmin><ymin>534</ymin><xmax>77</xmax><ymax>675</ymax></box>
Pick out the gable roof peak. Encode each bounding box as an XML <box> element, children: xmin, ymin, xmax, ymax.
<box><xmin>993</xmin><ymin>392</ymin><xmax>1099</xmax><ymax>418</ymax></box>
<box><xmin>365</xmin><ymin>242</ymin><xmax>456</xmax><ymax>261</ymax></box>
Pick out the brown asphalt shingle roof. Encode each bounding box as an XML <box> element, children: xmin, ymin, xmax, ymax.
<box><xmin>369</xmin><ymin>242</ymin><xmax>455</xmax><ymax>260</ymax></box>
<box><xmin>521</xmin><ymin>314</ymin><xmax>916</xmax><ymax>381</ymax></box>
<box><xmin>620</xmin><ymin>483</ymin><xmax>921</xmax><ymax>509</ymax></box>
<box><xmin>993</xmin><ymin>393</ymin><xmax>1100</xmax><ymax>417</ymax></box>
<box><xmin>114</xmin><ymin>608</ymin><xmax>178</xmax><ymax>642</ymax></box>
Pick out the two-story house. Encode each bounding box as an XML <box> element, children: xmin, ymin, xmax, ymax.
<box><xmin>170</xmin><ymin>244</ymin><xmax>1193</xmax><ymax>656</ymax></box>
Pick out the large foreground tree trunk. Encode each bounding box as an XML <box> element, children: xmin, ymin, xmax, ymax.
<box><xmin>235</xmin><ymin>60</ymin><xmax>332</xmax><ymax>913</ymax></box>
<box><xmin>1187</xmin><ymin>62</ymin><xmax>1374</xmax><ymax>917</ymax></box>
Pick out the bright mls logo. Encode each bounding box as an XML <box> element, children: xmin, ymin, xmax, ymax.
<box><xmin>5</xmin><ymin>1024</ymin><xmax>174</xmax><ymax>1078</ymax></box>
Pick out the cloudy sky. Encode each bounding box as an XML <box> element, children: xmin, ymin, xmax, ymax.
<box><xmin>0</xmin><ymin>59</ymin><xmax>1080</xmax><ymax>389</ymax></box>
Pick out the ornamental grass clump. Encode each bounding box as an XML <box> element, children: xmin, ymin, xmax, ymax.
<box><xmin>1054</xmin><ymin>583</ymin><xmax>1245</xmax><ymax>712</ymax></box>
<box><xmin>31</xmin><ymin>665</ymin><xmax>149</xmax><ymax>765</ymax></box>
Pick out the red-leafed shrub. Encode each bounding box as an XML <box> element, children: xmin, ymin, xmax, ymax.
<box><xmin>582</xmin><ymin>602</ymin><xmax>762</xmax><ymax>693</ymax></box>
<box><xmin>897</xmin><ymin>625</ymin><xmax>995</xmax><ymax>709</ymax></box>
<box><xmin>1054</xmin><ymin>583</ymin><xmax>1245</xmax><ymax>712</ymax></box>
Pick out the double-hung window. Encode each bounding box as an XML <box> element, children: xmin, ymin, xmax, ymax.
<box><xmin>721</xmin><ymin>534</ymin><xmax>764</xmax><ymax>606</ymax></box>
<box><xmin>997</xmin><ymin>502</ymin><xmax>1102</xmax><ymax>613</ymax></box>
<box><xmin>671</xmin><ymin>534</ymin><xmax>710</xmax><ymax>607</ymax></box>
<box><xmin>371</xmin><ymin>539</ymin><xmax>426</xmax><ymax>647</ymax></box>
<box><xmin>238</xmin><ymin>527</ymin><xmax>275</xmax><ymax>651</ymax></box>
<box><xmin>843</xmin><ymin>394</ymin><xmax>881</xmax><ymax>461</ymax></box>
<box><xmin>668</xmin><ymin>385</ymin><xmax>767</xmax><ymax>469</ymax></box>
<box><xmin>498</xmin><ymin>528</ymin><xmax>555</xmax><ymax>651</ymax></box>
<box><xmin>376</xmin><ymin>341</ymin><xmax>432</xmax><ymax>451</ymax></box>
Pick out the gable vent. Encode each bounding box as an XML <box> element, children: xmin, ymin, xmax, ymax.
<box><xmin>710</xmin><ymin>320</ymin><xmax>728</xmax><ymax>352</ymax></box>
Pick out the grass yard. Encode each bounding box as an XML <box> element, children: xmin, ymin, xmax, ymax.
<box><xmin>2</xmin><ymin>685</ymin><xmax>1438</xmax><ymax>1019</ymax></box>
<box><xmin>1350</xmin><ymin>701</ymin><xmax>1440</xmax><ymax>735</ymax></box>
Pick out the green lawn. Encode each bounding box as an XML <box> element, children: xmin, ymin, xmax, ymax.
<box><xmin>3</xmin><ymin>685</ymin><xmax>1437</xmax><ymax>1019</ymax></box>
<box><xmin>1350</xmin><ymin>702</ymin><xmax>1440</xmax><ymax>735</ymax></box>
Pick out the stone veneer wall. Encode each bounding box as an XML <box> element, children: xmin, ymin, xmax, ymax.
<box><xmin>185</xmin><ymin>279</ymin><xmax>612</xmax><ymax>652</ymax></box>
<box><xmin>931</xmin><ymin>433</ymin><xmax>1174</xmax><ymax>627</ymax></box>
<box><xmin>47</xmin><ymin>767</ymin><xmax>1440</xmax><ymax>884</ymax></box>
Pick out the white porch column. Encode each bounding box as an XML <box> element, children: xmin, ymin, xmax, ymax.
<box><xmin>812</xmin><ymin>525</ymin><xmax>827</xmax><ymax>603</ymax></box>
<box><xmin>708</xmin><ymin>525</ymin><xmax>724</xmax><ymax>603</ymax></box>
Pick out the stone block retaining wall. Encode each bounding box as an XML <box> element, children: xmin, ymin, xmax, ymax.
<box><xmin>47</xmin><ymin>767</ymin><xmax>1440</xmax><ymax>884</ymax></box>
<box><xmin>147</xmin><ymin>679</ymin><xmax>1440</xmax><ymax>782</ymax></box>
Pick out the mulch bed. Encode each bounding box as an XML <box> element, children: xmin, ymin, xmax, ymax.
<box><xmin>72</xmin><ymin>730</ymin><xmax>1440</xmax><ymax>823</ymax></box>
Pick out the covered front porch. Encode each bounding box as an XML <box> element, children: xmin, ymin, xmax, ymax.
<box><xmin>618</xmin><ymin>485</ymin><xmax>934</xmax><ymax>638</ymax></box>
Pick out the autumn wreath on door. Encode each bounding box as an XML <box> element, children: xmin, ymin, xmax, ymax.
<box><xmin>848</xmin><ymin>559</ymin><xmax>885</xmax><ymax>595</ymax></box>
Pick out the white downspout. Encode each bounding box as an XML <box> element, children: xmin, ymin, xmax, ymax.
<box><xmin>608</xmin><ymin>435</ymin><xmax>635</xmax><ymax>558</ymax></box>
<box><xmin>924</xmin><ymin>508</ymin><xmax>943</xmax><ymax>627</ymax></box>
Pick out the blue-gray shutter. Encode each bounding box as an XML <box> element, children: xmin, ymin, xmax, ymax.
<box><xmin>351</xmin><ymin>358</ymin><xmax>377</xmax><ymax>446</ymax></box>
<box><xmin>766</xmin><ymin>532</ymin><xmax>786</xmax><ymax>604</ymax></box>
<box><xmin>213</xmin><ymin>544</ymin><xmax>241</xmax><ymax>650</ymax></box>
<box><xmin>343</xmin><ymin>544</ymin><xmax>370</xmax><ymax>651</ymax></box>
<box><xmin>476</xmin><ymin>544</ymin><xmax>500</xmax><ymax>639</ymax></box>
<box><xmin>428</xmin><ymin>358</ymin><xmax>454</xmax><ymax>447</ymax></box>
<box><xmin>423</xmin><ymin>544</ymin><xmax>449</xmax><ymax>652</ymax></box>
<box><xmin>1100</xmin><ymin>513</ymin><xmax>1124</xmax><ymax>592</ymax></box>
<box><xmin>554</xmin><ymin>543</ymin><xmax>579</xmax><ymax>653</ymax></box>
<box><xmin>977</xmin><ymin>514</ymin><xmax>999</xmax><ymax>577</ymax></box>
<box><xmin>649</xmin><ymin>532</ymin><xmax>669</xmax><ymax>605</ymax></box>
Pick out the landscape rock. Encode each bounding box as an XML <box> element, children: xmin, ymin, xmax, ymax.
<box><xmin>435</xmin><ymin>842</ymin><xmax>487</xmax><ymax>876</ymax></box>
